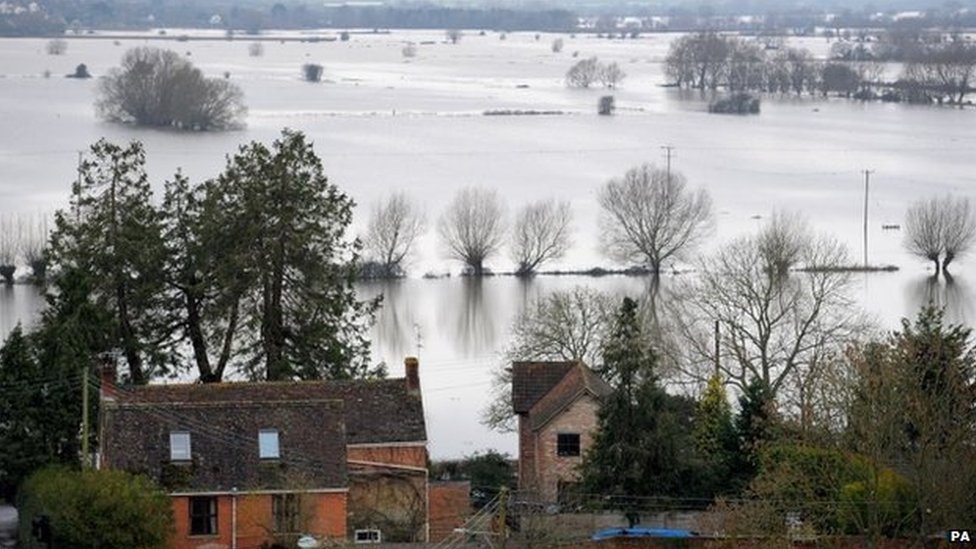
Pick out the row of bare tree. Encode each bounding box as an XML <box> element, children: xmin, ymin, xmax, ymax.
<box><xmin>362</xmin><ymin>190</ymin><xmax>572</xmax><ymax>277</ymax></box>
<box><xmin>665</xmin><ymin>32</ymin><xmax>976</xmax><ymax>103</ymax></box>
<box><xmin>0</xmin><ymin>214</ymin><xmax>49</xmax><ymax>284</ymax></box>
<box><xmin>363</xmin><ymin>166</ymin><xmax>975</xmax><ymax>280</ymax></box>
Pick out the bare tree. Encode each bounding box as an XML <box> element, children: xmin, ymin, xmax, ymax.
<box><xmin>669</xmin><ymin>229</ymin><xmax>865</xmax><ymax>408</ymax></box>
<box><xmin>437</xmin><ymin>187</ymin><xmax>506</xmax><ymax>275</ymax></box>
<box><xmin>445</xmin><ymin>29</ymin><xmax>462</xmax><ymax>44</ymax></box>
<box><xmin>248</xmin><ymin>42</ymin><xmax>264</xmax><ymax>57</ymax></box>
<box><xmin>599</xmin><ymin>61</ymin><xmax>626</xmax><ymax>88</ymax></box>
<box><xmin>757</xmin><ymin>210</ymin><xmax>811</xmax><ymax>278</ymax></box>
<box><xmin>598</xmin><ymin>164</ymin><xmax>713</xmax><ymax>273</ymax></box>
<box><xmin>904</xmin><ymin>195</ymin><xmax>976</xmax><ymax>274</ymax></box>
<box><xmin>364</xmin><ymin>192</ymin><xmax>426</xmax><ymax>277</ymax></box>
<box><xmin>510</xmin><ymin>199</ymin><xmax>571</xmax><ymax>275</ymax></box>
<box><xmin>46</xmin><ymin>38</ymin><xmax>67</xmax><ymax>55</ymax></box>
<box><xmin>565</xmin><ymin>57</ymin><xmax>601</xmax><ymax>88</ymax></box>
<box><xmin>17</xmin><ymin>213</ymin><xmax>49</xmax><ymax>282</ymax></box>
<box><xmin>0</xmin><ymin>215</ymin><xmax>16</xmax><ymax>284</ymax></box>
<box><xmin>551</xmin><ymin>37</ymin><xmax>564</xmax><ymax>53</ymax></box>
<box><xmin>481</xmin><ymin>286</ymin><xmax>615</xmax><ymax>432</ymax></box>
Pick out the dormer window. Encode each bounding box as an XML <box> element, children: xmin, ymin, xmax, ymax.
<box><xmin>259</xmin><ymin>429</ymin><xmax>280</xmax><ymax>459</ymax></box>
<box><xmin>170</xmin><ymin>431</ymin><xmax>191</xmax><ymax>461</ymax></box>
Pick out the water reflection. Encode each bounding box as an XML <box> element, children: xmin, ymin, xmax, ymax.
<box><xmin>439</xmin><ymin>277</ymin><xmax>498</xmax><ymax>358</ymax></box>
<box><xmin>370</xmin><ymin>279</ymin><xmax>415</xmax><ymax>362</ymax></box>
<box><xmin>906</xmin><ymin>273</ymin><xmax>974</xmax><ymax>325</ymax></box>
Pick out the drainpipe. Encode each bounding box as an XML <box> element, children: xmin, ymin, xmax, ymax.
<box><xmin>231</xmin><ymin>487</ymin><xmax>238</xmax><ymax>549</ymax></box>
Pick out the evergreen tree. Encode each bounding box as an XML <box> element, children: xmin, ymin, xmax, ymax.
<box><xmin>49</xmin><ymin>139</ymin><xmax>171</xmax><ymax>384</ymax></box>
<box><xmin>209</xmin><ymin>130</ymin><xmax>381</xmax><ymax>380</ymax></box>
<box><xmin>732</xmin><ymin>377</ymin><xmax>779</xmax><ymax>491</ymax></box>
<box><xmin>580</xmin><ymin>298</ymin><xmax>695</xmax><ymax>515</ymax></box>
<box><xmin>693</xmin><ymin>373</ymin><xmax>736</xmax><ymax>497</ymax></box>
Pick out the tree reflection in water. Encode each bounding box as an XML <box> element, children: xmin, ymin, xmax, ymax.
<box><xmin>908</xmin><ymin>273</ymin><xmax>974</xmax><ymax>325</ymax></box>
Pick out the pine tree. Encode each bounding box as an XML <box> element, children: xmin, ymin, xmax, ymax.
<box><xmin>693</xmin><ymin>373</ymin><xmax>736</xmax><ymax>496</ymax></box>
<box><xmin>731</xmin><ymin>377</ymin><xmax>779</xmax><ymax>491</ymax></box>
<box><xmin>210</xmin><ymin>130</ymin><xmax>381</xmax><ymax>380</ymax></box>
<box><xmin>49</xmin><ymin>139</ymin><xmax>170</xmax><ymax>383</ymax></box>
<box><xmin>580</xmin><ymin>297</ymin><xmax>694</xmax><ymax>514</ymax></box>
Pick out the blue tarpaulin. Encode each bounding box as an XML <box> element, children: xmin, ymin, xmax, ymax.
<box><xmin>592</xmin><ymin>527</ymin><xmax>695</xmax><ymax>541</ymax></box>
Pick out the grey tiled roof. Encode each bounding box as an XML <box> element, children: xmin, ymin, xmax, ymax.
<box><xmin>511</xmin><ymin>361</ymin><xmax>577</xmax><ymax>414</ymax></box>
<box><xmin>112</xmin><ymin>377</ymin><xmax>427</xmax><ymax>444</ymax></box>
<box><xmin>101</xmin><ymin>399</ymin><xmax>347</xmax><ymax>492</ymax></box>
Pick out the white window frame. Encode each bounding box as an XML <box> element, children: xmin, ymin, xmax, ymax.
<box><xmin>259</xmin><ymin>429</ymin><xmax>280</xmax><ymax>459</ymax></box>
<box><xmin>354</xmin><ymin>529</ymin><xmax>382</xmax><ymax>544</ymax></box>
<box><xmin>170</xmin><ymin>431</ymin><xmax>191</xmax><ymax>461</ymax></box>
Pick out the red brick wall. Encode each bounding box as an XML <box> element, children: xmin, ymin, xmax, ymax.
<box><xmin>170</xmin><ymin>492</ymin><xmax>346</xmax><ymax>549</ymax></box>
<box><xmin>518</xmin><ymin>415</ymin><xmax>536</xmax><ymax>491</ymax></box>
<box><xmin>429</xmin><ymin>481</ymin><xmax>472</xmax><ymax>542</ymax></box>
<box><xmin>533</xmin><ymin>395</ymin><xmax>601</xmax><ymax>501</ymax></box>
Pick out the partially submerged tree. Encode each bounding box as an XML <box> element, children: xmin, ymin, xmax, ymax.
<box><xmin>0</xmin><ymin>215</ymin><xmax>15</xmax><ymax>284</ymax></box>
<box><xmin>599</xmin><ymin>61</ymin><xmax>626</xmax><ymax>89</ymax></box>
<box><xmin>437</xmin><ymin>187</ymin><xmax>506</xmax><ymax>275</ymax></box>
<box><xmin>96</xmin><ymin>47</ymin><xmax>246</xmax><ymax>130</ymax></box>
<box><xmin>445</xmin><ymin>29</ymin><xmax>462</xmax><ymax>44</ymax></box>
<box><xmin>904</xmin><ymin>194</ymin><xmax>976</xmax><ymax>275</ymax></box>
<box><xmin>565</xmin><ymin>57</ymin><xmax>601</xmax><ymax>88</ymax></box>
<box><xmin>302</xmin><ymin>63</ymin><xmax>323</xmax><ymax>82</ymax></box>
<box><xmin>364</xmin><ymin>192</ymin><xmax>426</xmax><ymax>277</ymax></box>
<box><xmin>510</xmin><ymin>199</ymin><xmax>571</xmax><ymax>275</ymax></box>
<box><xmin>598</xmin><ymin>163</ymin><xmax>713</xmax><ymax>273</ymax></box>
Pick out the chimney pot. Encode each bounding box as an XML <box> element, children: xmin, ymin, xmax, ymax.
<box><xmin>99</xmin><ymin>354</ymin><xmax>118</xmax><ymax>401</ymax></box>
<box><xmin>405</xmin><ymin>356</ymin><xmax>420</xmax><ymax>395</ymax></box>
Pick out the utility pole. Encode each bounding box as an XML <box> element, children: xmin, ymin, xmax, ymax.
<box><xmin>81</xmin><ymin>361</ymin><xmax>89</xmax><ymax>469</ymax></box>
<box><xmin>661</xmin><ymin>145</ymin><xmax>675</xmax><ymax>182</ymax></box>
<box><xmin>862</xmin><ymin>169</ymin><xmax>873</xmax><ymax>267</ymax></box>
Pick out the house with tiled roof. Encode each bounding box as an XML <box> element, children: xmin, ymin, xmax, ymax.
<box><xmin>512</xmin><ymin>361</ymin><xmax>613</xmax><ymax>502</ymax></box>
<box><xmin>99</xmin><ymin>357</ymin><xmax>432</xmax><ymax>548</ymax></box>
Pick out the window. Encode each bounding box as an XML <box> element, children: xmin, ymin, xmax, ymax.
<box><xmin>556</xmin><ymin>433</ymin><xmax>581</xmax><ymax>457</ymax></box>
<box><xmin>259</xmin><ymin>429</ymin><xmax>280</xmax><ymax>459</ymax></box>
<box><xmin>189</xmin><ymin>496</ymin><xmax>217</xmax><ymax>536</ymax></box>
<box><xmin>170</xmin><ymin>431</ymin><xmax>191</xmax><ymax>461</ymax></box>
<box><xmin>354</xmin><ymin>529</ymin><xmax>382</xmax><ymax>544</ymax></box>
<box><xmin>272</xmin><ymin>493</ymin><xmax>301</xmax><ymax>533</ymax></box>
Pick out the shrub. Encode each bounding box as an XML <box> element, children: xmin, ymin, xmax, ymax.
<box><xmin>45</xmin><ymin>39</ymin><xmax>67</xmax><ymax>55</ymax></box>
<box><xmin>551</xmin><ymin>37</ymin><xmax>564</xmax><ymax>53</ymax></box>
<box><xmin>708</xmin><ymin>93</ymin><xmax>760</xmax><ymax>114</ymax></box>
<box><xmin>402</xmin><ymin>43</ymin><xmax>417</xmax><ymax>58</ymax></box>
<box><xmin>17</xmin><ymin>466</ymin><xmax>173</xmax><ymax>549</ymax></box>
<box><xmin>302</xmin><ymin>63</ymin><xmax>323</xmax><ymax>82</ymax></box>
<box><xmin>598</xmin><ymin>95</ymin><xmax>615</xmax><ymax>115</ymax></box>
<box><xmin>95</xmin><ymin>46</ymin><xmax>246</xmax><ymax>130</ymax></box>
<box><xmin>248</xmin><ymin>42</ymin><xmax>264</xmax><ymax>57</ymax></box>
<box><xmin>340</xmin><ymin>30</ymin><xmax>350</xmax><ymax>41</ymax></box>
<box><xmin>67</xmin><ymin>63</ymin><xmax>90</xmax><ymax>78</ymax></box>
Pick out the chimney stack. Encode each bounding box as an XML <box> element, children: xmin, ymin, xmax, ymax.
<box><xmin>405</xmin><ymin>356</ymin><xmax>420</xmax><ymax>396</ymax></box>
<box><xmin>99</xmin><ymin>353</ymin><xmax>118</xmax><ymax>401</ymax></box>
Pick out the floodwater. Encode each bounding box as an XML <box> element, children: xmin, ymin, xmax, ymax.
<box><xmin>1</xmin><ymin>29</ymin><xmax>974</xmax><ymax>457</ymax></box>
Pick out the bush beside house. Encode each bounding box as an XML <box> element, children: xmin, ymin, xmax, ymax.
<box><xmin>17</xmin><ymin>466</ymin><xmax>173</xmax><ymax>549</ymax></box>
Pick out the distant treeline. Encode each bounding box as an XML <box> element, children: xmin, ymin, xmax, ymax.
<box><xmin>0</xmin><ymin>0</ymin><xmax>577</xmax><ymax>36</ymax></box>
<box><xmin>319</xmin><ymin>7</ymin><xmax>577</xmax><ymax>32</ymax></box>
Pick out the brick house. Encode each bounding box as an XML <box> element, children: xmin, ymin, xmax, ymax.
<box><xmin>512</xmin><ymin>361</ymin><xmax>613</xmax><ymax>502</ymax></box>
<box><xmin>99</xmin><ymin>357</ymin><xmax>432</xmax><ymax>548</ymax></box>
